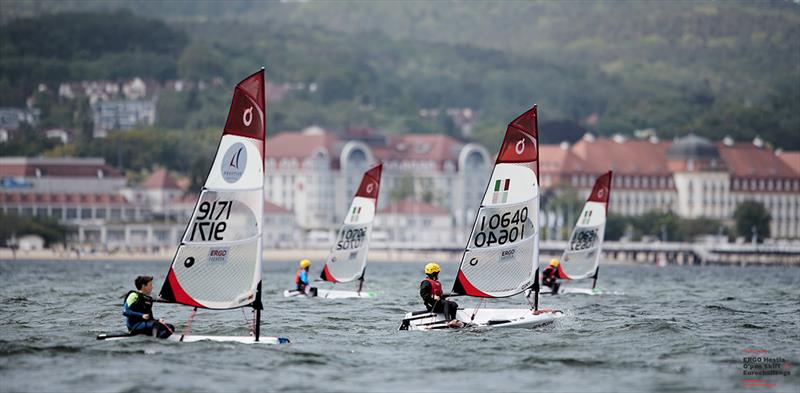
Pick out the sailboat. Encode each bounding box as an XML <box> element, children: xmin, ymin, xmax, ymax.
<box><xmin>98</xmin><ymin>69</ymin><xmax>289</xmax><ymax>344</ymax></box>
<box><xmin>399</xmin><ymin>106</ymin><xmax>563</xmax><ymax>330</ymax></box>
<box><xmin>284</xmin><ymin>163</ymin><xmax>382</xmax><ymax>299</ymax></box>
<box><xmin>542</xmin><ymin>171</ymin><xmax>612</xmax><ymax>296</ymax></box>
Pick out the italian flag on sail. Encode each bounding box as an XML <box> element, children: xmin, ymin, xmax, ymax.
<box><xmin>492</xmin><ymin>179</ymin><xmax>510</xmax><ymax>203</ymax></box>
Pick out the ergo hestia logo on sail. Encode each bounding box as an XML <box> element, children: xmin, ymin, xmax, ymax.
<box><xmin>221</xmin><ymin>142</ymin><xmax>247</xmax><ymax>183</ymax></box>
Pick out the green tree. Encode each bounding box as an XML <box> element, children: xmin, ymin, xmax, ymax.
<box><xmin>733</xmin><ymin>200</ymin><xmax>771</xmax><ymax>242</ymax></box>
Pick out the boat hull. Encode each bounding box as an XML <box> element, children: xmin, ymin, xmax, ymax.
<box><xmin>539</xmin><ymin>287</ymin><xmax>603</xmax><ymax>296</ymax></box>
<box><xmin>97</xmin><ymin>333</ymin><xmax>289</xmax><ymax>344</ymax></box>
<box><xmin>283</xmin><ymin>289</ymin><xmax>376</xmax><ymax>299</ymax></box>
<box><xmin>399</xmin><ymin>308</ymin><xmax>563</xmax><ymax>331</ymax></box>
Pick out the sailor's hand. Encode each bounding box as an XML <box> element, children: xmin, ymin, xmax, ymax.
<box><xmin>158</xmin><ymin>319</ymin><xmax>165</xmax><ymax>324</ymax></box>
<box><xmin>433</xmin><ymin>295</ymin><xmax>441</xmax><ymax>301</ymax></box>
<box><xmin>142</xmin><ymin>314</ymin><xmax>150</xmax><ymax>320</ymax></box>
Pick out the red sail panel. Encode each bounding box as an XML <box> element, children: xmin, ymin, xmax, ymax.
<box><xmin>223</xmin><ymin>69</ymin><xmax>266</xmax><ymax>142</ymax></box>
<box><xmin>321</xmin><ymin>264</ymin><xmax>339</xmax><ymax>283</ymax></box>
<box><xmin>161</xmin><ymin>268</ymin><xmax>205</xmax><ymax>308</ymax></box>
<box><xmin>587</xmin><ymin>171</ymin><xmax>613</xmax><ymax>212</ymax></box>
<box><xmin>452</xmin><ymin>270</ymin><xmax>491</xmax><ymax>298</ymax></box>
<box><xmin>496</xmin><ymin>106</ymin><xmax>538</xmax><ymax>165</ymax></box>
<box><xmin>355</xmin><ymin>163</ymin><xmax>383</xmax><ymax>204</ymax></box>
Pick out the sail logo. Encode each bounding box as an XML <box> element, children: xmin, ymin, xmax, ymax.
<box><xmin>221</xmin><ymin>142</ymin><xmax>247</xmax><ymax>183</ymax></box>
<box><xmin>515</xmin><ymin>139</ymin><xmax>526</xmax><ymax>155</ymax></box>
<box><xmin>242</xmin><ymin>106</ymin><xmax>253</xmax><ymax>127</ymax></box>
<box><xmin>500</xmin><ymin>248</ymin><xmax>516</xmax><ymax>261</ymax></box>
<box><xmin>208</xmin><ymin>247</ymin><xmax>229</xmax><ymax>264</ymax></box>
<box><xmin>492</xmin><ymin>178</ymin><xmax>510</xmax><ymax>203</ymax></box>
<box><xmin>366</xmin><ymin>182</ymin><xmax>374</xmax><ymax>194</ymax></box>
<box><xmin>349</xmin><ymin>206</ymin><xmax>362</xmax><ymax>222</ymax></box>
<box><xmin>596</xmin><ymin>187</ymin><xmax>606</xmax><ymax>200</ymax></box>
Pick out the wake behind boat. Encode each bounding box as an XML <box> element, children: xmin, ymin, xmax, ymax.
<box><xmin>98</xmin><ymin>69</ymin><xmax>288</xmax><ymax>345</ymax></box>
<box><xmin>284</xmin><ymin>164</ymin><xmax>383</xmax><ymax>299</ymax></box>
<box><xmin>399</xmin><ymin>106</ymin><xmax>563</xmax><ymax>331</ymax></box>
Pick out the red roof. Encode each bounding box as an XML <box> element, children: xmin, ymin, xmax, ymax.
<box><xmin>776</xmin><ymin>151</ymin><xmax>800</xmax><ymax>176</ymax></box>
<box><xmin>142</xmin><ymin>168</ymin><xmax>181</xmax><ymax>189</ymax></box>
<box><xmin>267</xmin><ymin>132</ymin><xmax>341</xmax><ymax>162</ymax></box>
<box><xmin>374</xmin><ymin>134</ymin><xmax>462</xmax><ymax>165</ymax></box>
<box><xmin>264</xmin><ymin>200</ymin><xmax>292</xmax><ymax>214</ymax></box>
<box><xmin>0</xmin><ymin>159</ymin><xmax>123</xmax><ymax>178</ymax></box>
<box><xmin>378</xmin><ymin>198</ymin><xmax>449</xmax><ymax>215</ymax></box>
<box><xmin>567</xmin><ymin>138</ymin><xmax>671</xmax><ymax>175</ymax></box>
<box><xmin>716</xmin><ymin>143</ymin><xmax>796</xmax><ymax>178</ymax></box>
<box><xmin>0</xmin><ymin>192</ymin><xmax>129</xmax><ymax>205</ymax></box>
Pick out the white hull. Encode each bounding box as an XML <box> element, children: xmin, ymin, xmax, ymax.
<box><xmin>283</xmin><ymin>289</ymin><xmax>376</xmax><ymax>299</ymax></box>
<box><xmin>539</xmin><ymin>287</ymin><xmax>602</xmax><ymax>296</ymax></box>
<box><xmin>399</xmin><ymin>308</ymin><xmax>563</xmax><ymax>331</ymax></box>
<box><xmin>97</xmin><ymin>333</ymin><xmax>289</xmax><ymax>344</ymax></box>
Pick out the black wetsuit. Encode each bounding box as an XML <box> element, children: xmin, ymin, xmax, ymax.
<box><xmin>420</xmin><ymin>278</ymin><xmax>458</xmax><ymax>321</ymax></box>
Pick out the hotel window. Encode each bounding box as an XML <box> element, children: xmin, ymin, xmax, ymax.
<box><xmin>81</xmin><ymin>208</ymin><xmax>91</xmax><ymax>219</ymax></box>
<box><xmin>36</xmin><ymin>207</ymin><xmax>47</xmax><ymax>217</ymax></box>
<box><xmin>96</xmin><ymin>208</ymin><xmax>107</xmax><ymax>219</ymax></box>
<box><xmin>66</xmin><ymin>208</ymin><xmax>77</xmax><ymax>219</ymax></box>
<box><xmin>22</xmin><ymin>207</ymin><xmax>33</xmax><ymax>216</ymax></box>
<box><xmin>52</xmin><ymin>208</ymin><xmax>63</xmax><ymax>219</ymax></box>
<box><xmin>125</xmin><ymin>208</ymin><xmax>136</xmax><ymax>220</ymax></box>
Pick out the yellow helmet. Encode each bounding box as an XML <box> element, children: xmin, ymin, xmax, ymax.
<box><xmin>549</xmin><ymin>259</ymin><xmax>559</xmax><ymax>267</ymax></box>
<box><xmin>300</xmin><ymin>259</ymin><xmax>311</xmax><ymax>269</ymax></box>
<box><xmin>424</xmin><ymin>262</ymin><xmax>441</xmax><ymax>275</ymax></box>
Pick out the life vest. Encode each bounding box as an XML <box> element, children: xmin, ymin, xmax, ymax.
<box><xmin>294</xmin><ymin>269</ymin><xmax>307</xmax><ymax>286</ymax></box>
<box><xmin>123</xmin><ymin>290</ymin><xmax>153</xmax><ymax>324</ymax></box>
<box><xmin>423</xmin><ymin>278</ymin><xmax>443</xmax><ymax>296</ymax></box>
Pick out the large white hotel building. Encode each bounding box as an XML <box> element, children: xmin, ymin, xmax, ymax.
<box><xmin>1</xmin><ymin>128</ymin><xmax>798</xmax><ymax>251</ymax></box>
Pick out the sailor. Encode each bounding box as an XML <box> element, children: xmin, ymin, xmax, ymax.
<box><xmin>294</xmin><ymin>259</ymin><xmax>317</xmax><ymax>296</ymax></box>
<box><xmin>420</xmin><ymin>262</ymin><xmax>463</xmax><ymax>328</ymax></box>
<box><xmin>122</xmin><ymin>276</ymin><xmax>174</xmax><ymax>338</ymax></box>
<box><xmin>542</xmin><ymin>259</ymin><xmax>562</xmax><ymax>294</ymax></box>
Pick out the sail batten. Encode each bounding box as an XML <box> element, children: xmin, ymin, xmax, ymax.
<box><xmin>321</xmin><ymin>163</ymin><xmax>383</xmax><ymax>284</ymax></box>
<box><xmin>559</xmin><ymin>171</ymin><xmax>613</xmax><ymax>280</ymax></box>
<box><xmin>452</xmin><ymin>106</ymin><xmax>541</xmax><ymax>298</ymax></box>
<box><xmin>159</xmin><ymin>70</ymin><xmax>266</xmax><ymax>310</ymax></box>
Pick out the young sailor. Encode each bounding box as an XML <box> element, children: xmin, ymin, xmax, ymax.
<box><xmin>542</xmin><ymin>259</ymin><xmax>563</xmax><ymax>294</ymax></box>
<box><xmin>420</xmin><ymin>263</ymin><xmax>463</xmax><ymax>328</ymax></box>
<box><xmin>294</xmin><ymin>259</ymin><xmax>317</xmax><ymax>296</ymax></box>
<box><xmin>123</xmin><ymin>276</ymin><xmax>174</xmax><ymax>338</ymax></box>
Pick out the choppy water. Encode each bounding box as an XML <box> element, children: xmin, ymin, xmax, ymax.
<box><xmin>0</xmin><ymin>260</ymin><xmax>798</xmax><ymax>393</ymax></box>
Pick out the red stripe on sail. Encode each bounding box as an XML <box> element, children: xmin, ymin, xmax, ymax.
<box><xmin>355</xmin><ymin>163</ymin><xmax>383</xmax><ymax>204</ymax></box>
<box><xmin>321</xmin><ymin>264</ymin><xmax>338</xmax><ymax>283</ymax></box>
<box><xmin>454</xmin><ymin>270</ymin><xmax>492</xmax><ymax>298</ymax></box>
<box><xmin>587</xmin><ymin>171</ymin><xmax>613</xmax><ymax>212</ymax></box>
<box><xmin>166</xmin><ymin>268</ymin><xmax>205</xmax><ymax>308</ymax></box>
<box><xmin>223</xmin><ymin>69</ymin><xmax>266</xmax><ymax>142</ymax></box>
<box><xmin>496</xmin><ymin>106</ymin><xmax>538</xmax><ymax>165</ymax></box>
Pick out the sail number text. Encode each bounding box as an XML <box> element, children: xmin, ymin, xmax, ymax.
<box><xmin>335</xmin><ymin>227</ymin><xmax>367</xmax><ymax>250</ymax></box>
<box><xmin>473</xmin><ymin>207</ymin><xmax>528</xmax><ymax>248</ymax></box>
<box><xmin>189</xmin><ymin>200</ymin><xmax>233</xmax><ymax>241</ymax></box>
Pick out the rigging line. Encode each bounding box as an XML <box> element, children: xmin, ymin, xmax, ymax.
<box><xmin>241</xmin><ymin>307</ymin><xmax>255</xmax><ymax>335</ymax></box>
<box><xmin>181</xmin><ymin>307</ymin><xmax>198</xmax><ymax>338</ymax></box>
<box><xmin>471</xmin><ymin>298</ymin><xmax>484</xmax><ymax>322</ymax></box>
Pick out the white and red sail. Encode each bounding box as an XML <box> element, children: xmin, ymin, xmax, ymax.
<box><xmin>160</xmin><ymin>69</ymin><xmax>266</xmax><ymax>309</ymax></box>
<box><xmin>451</xmin><ymin>106</ymin><xmax>541</xmax><ymax>298</ymax></box>
<box><xmin>321</xmin><ymin>163</ymin><xmax>383</xmax><ymax>283</ymax></box>
<box><xmin>558</xmin><ymin>171</ymin><xmax>613</xmax><ymax>280</ymax></box>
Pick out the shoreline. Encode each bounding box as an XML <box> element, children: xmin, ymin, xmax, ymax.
<box><xmin>0</xmin><ymin>247</ymin><xmax>640</xmax><ymax>265</ymax></box>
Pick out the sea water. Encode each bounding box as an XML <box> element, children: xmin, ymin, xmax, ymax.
<box><xmin>0</xmin><ymin>260</ymin><xmax>798</xmax><ymax>392</ymax></box>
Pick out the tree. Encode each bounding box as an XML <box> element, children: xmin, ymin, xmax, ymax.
<box><xmin>733</xmin><ymin>200</ymin><xmax>771</xmax><ymax>242</ymax></box>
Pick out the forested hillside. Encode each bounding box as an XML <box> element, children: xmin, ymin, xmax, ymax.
<box><xmin>1</xmin><ymin>1</ymin><xmax>798</xmax><ymax>149</ymax></box>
